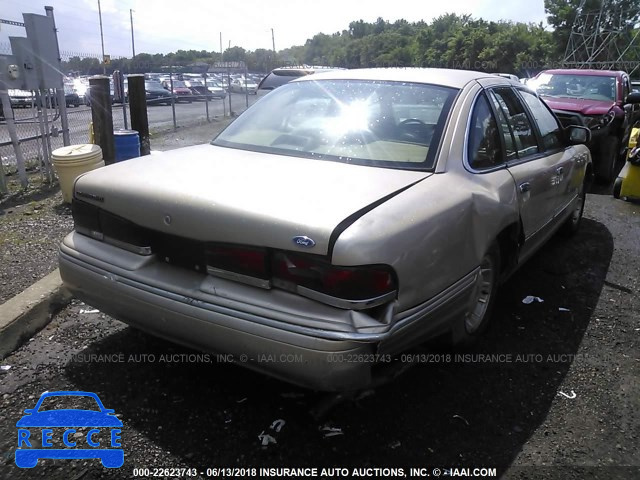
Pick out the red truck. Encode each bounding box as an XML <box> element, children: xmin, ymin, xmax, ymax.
<box><xmin>530</xmin><ymin>69</ymin><xmax>640</xmax><ymax>183</ymax></box>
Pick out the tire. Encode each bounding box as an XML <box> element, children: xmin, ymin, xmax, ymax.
<box><xmin>613</xmin><ymin>177</ymin><xmax>623</xmax><ymax>199</ymax></box>
<box><xmin>559</xmin><ymin>179</ymin><xmax>586</xmax><ymax>236</ymax></box>
<box><xmin>595</xmin><ymin>135</ymin><xmax>619</xmax><ymax>184</ymax></box>
<box><xmin>451</xmin><ymin>243</ymin><xmax>500</xmax><ymax>346</ymax></box>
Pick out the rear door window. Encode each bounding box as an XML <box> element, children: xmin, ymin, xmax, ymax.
<box><xmin>467</xmin><ymin>93</ymin><xmax>504</xmax><ymax>170</ymax></box>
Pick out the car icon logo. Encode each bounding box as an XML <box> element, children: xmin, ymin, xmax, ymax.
<box><xmin>292</xmin><ymin>236</ymin><xmax>316</xmax><ymax>248</ymax></box>
<box><xmin>15</xmin><ymin>391</ymin><xmax>124</xmax><ymax>469</ymax></box>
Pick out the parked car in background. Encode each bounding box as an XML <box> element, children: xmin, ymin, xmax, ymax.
<box><xmin>73</xmin><ymin>79</ymin><xmax>90</xmax><ymax>104</ymax></box>
<box><xmin>530</xmin><ymin>69</ymin><xmax>640</xmax><ymax>182</ymax></box>
<box><xmin>9</xmin><ymin>89</ymin><xmax>34</xmax><ymax>108</ymax></box>
<box><xmin>493</xmin><ymin>73</ymin><xmax>520</xmax><ymax>82</ymax></box>
<box><xmin>162</xmin><ymin>80</ymin><xmax>192</xmax><ymax>102</ymax></box>
<box><xmin>205</xmin><ymin>79</ymin><xmax>227</xmax><ymax>99</ymax></box>
<box><xmin>59</xmin><ymin>68</ymin><xmax>592</xmax><ymax>391</ymax></box>
<box><xmin>64</xmin><ymin>86</ymin><xmax>81</xmax><ymax>107</ymax></box>
<box><xmin>184</xmin><ymin>79</ymin><xmax>211</xmax><ymax>100</ymax></box>
<box><xmin>144</xmin><ymin>80</ymin><xmax>172</xmax><ymax>105</ymax></box>
<box><xmin>257</xmin><ymin>66</ymin><xmax>345</xmax><ymax>97</ymax></box>
<box><xmin>230</xmin><ymin>78</ymin><xmax>258</xmax><ymax>94</ymax></box>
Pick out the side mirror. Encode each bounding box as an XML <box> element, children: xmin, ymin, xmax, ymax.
<box><xmin>626</xmin><ymin>92</ymin><xmax>640</xmax><ymax>104</ymax></box>
<box><xmin>568</xmin><ymin>125</ymin><xmax>591</xmax><ymax>145</ymax></box>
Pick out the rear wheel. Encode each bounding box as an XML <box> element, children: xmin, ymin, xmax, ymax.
<box><xmin>451</xmin><ymin>243</ymin><xmax>500</xmax><ymax>346</ymax></box>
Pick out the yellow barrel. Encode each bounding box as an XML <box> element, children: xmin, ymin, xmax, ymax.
<box><xmin>51</xmin><ymin>144</ymin><xmax>105</xmax><ymax>203</ymax></box>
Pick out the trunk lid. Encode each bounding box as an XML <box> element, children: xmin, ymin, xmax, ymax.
<box><xmin>74</xmin><ymin>144</ymin><xmax>430</xmax><ymax>255</ymax></box>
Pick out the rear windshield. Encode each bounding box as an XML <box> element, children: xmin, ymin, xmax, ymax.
<box><xmin>213</xmin><ymin>79</ymin><xmax>457</xmax><ymax>171</ymax></box>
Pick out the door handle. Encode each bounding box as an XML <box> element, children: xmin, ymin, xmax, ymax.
<box><xmin>519</xmin><ymin>182</ymin><xmax>531</xmax><ymax>193</ymax></box>
<box><xmin>556</xmin><ymin>166</ymin><xmax>564</xmax><ymax>175</ymax></box>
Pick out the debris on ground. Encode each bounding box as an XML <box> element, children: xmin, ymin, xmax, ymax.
<box><xmin>79</xmin><ymin>308</ymin><xmax>99</xmax><ymax>314</ymax></box>
<box><xmin>522</xmin><ymin>296</ymin><xmax>544</xmax><ymax>304</ymax></box>
<box><xmin>258</xmin><ymin>431</ymin><xmax>277</xmax><ymax>446</ymax></box>
<box><xmin>270</xmin><ymin>419</ymin><xmax>285</xmax><ymax>433</ymax></box>
<box><xmin>453</xmin><ymin>414</ymin><xmax>470</xmax><ymax>426</ymax></box>
<box><xmin>558</xmin><ymin>390</ymin><xmax>577</xmax><ymax>399</ymax></box>
<box><xmin>320</xmin><ymin>425</ymin><xmax>344</xmax><ymax>438</ymax></box>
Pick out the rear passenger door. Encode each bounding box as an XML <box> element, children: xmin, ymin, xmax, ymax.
<box><xmin>487</xmin><ymin>87</ymin><xmax>559</xmax><ymax>240</ymax></box>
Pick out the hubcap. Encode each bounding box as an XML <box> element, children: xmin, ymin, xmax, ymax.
<box><xmin>465</xmin><ymin>256</ymin><xmax>495</xmax><ymax>334</ymax></box>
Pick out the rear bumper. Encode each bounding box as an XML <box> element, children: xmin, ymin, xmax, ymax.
<box><xmin>59</xmin><ymin>233</ymin><xmax>377</xmax><ymax>391</ymax></box>
<box><xmin>59</xmin><ymin>232</ymin><xmax>477</xmax><ymax>390</ymax></box>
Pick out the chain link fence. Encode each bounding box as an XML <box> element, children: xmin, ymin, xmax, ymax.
<box><xmin>1</xmin><ymin>44</ymin><xmax>259</xmax><ymax>180</ymax></box>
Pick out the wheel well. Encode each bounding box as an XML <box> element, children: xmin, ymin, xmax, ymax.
<box><xmin>495</xmin><ymin>222</ymin><xmax>522</xmax><ymax>281</ymax></box>
<box><xmin>585</xmin><ymin>162</ymin><xmax>594</xmax><ymax>189</ymax></box>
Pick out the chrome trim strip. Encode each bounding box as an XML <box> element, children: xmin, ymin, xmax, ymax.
<box><xmin>60</xmin><ymin>251</ymin><xmax>478</xmax><ymax>344</ymax></box>
<box><xmin>75</xmin><ymin>229</ymin><xmax>152</xmax><ymax>255</ymax></box>
<box><xmin>103</xmin><ymin>236</ymin><xmax>152</xmax><ymax>256</ymax></box>
<box><xmin>76</xmin><ymin>226</ymin><xmax>104</xmax><ymax>241</ymax></box>
<box><xmin>295</xmin><ymin>285</ymin><xmax>397</xmax><ymax>311</ymax></box>
<box><xmin>206</xmin><ymin>265</ymin><xmax>271</xmax><ymax>289</ymax></box>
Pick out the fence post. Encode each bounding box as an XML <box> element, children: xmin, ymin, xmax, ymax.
<box><xmin>128</xmin><ymin>74</ymin><xmax>150</xmax><ymax>156</ymax></box>
<box><xmin>203</xmin><ymin>72</ymin><xmax>210</xmax><ymax>122</ymax></box>
<box><xmin>89</xmin><ymin>75</ymin><xmax>115</xmax><ymax>165</ymax></box>
<box><xmin>169</xmin><ymin>68</ymin><xmax>177</xmax><ymax>131</ymax></box>
<box><xmin>0</xmin><ymin>92</ymin><xmax>27</xmax><ymax>189</ymax></box>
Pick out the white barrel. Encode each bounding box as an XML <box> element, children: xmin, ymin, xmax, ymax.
<box><xmin>51</xmin><ymin>144</ymin><xmax>105</xmax><ymax>203</ymax></box>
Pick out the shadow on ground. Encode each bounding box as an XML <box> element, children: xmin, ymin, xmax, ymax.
<box><xmin>64</xmin><ymin>218</ymin><xmax>613</xmax><ymax>470</ymax></box>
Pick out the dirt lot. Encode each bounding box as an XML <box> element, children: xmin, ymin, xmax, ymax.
<box><xmin>0</xmin><ymin>126</ymin><xmax>638</xmax><ymax>479</ymax></box>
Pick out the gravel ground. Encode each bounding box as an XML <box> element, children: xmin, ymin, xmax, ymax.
<box><xmin>0</xmin><ymin>118</ymin><xmax>232</xmax><ymax>305</ymax></box>
<box><xmin>0</xmin><ymin>193</ymin><xmax>638</xmax><ymax>479</ymax></box>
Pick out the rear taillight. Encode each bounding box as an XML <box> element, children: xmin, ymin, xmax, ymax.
<box><xmin>72</xmin><ymin>199</ymin><xmax>151</xmax><ymax>254</ymax></box>
<box><xmin>271</xmin><ymin>251</ymin><xmax>396</xmax><ymax>306</ymax></box>
<box><xmin>205</xmin><ymin>247</ymin><xmax>396</xmax><ymax>309</ymax></box>
<box><xmin>72</xmin><ymin>200</ymin><xmax>102</xmax><ymax>240</ymax></box>
<box><xmin>206</xmin><ymin>245</ymin><xmax>269</xmax><ymax>286</ymax></box>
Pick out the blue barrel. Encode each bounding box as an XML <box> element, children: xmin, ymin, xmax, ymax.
<box><xmin>114</xmin><ymin>129</ymin><xmax>140</xmax><ymax>162</ymax></box>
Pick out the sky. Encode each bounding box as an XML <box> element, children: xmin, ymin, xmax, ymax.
<box><xmin>0</xmin><ymin>0</ymin><xmax>548</xmax><ymax>58</ymax></box>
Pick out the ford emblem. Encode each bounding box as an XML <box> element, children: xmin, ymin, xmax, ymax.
<box><xmin>293</xmin><ymin>236</ymin><xmax>316</xmax><ymax>248</ymax></box>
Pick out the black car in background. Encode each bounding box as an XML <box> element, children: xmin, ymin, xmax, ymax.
<box><xmin>145</xmin><ymin>81</ymin><xmax>172</xmax><ymax>105</ymax></box>
<box><xmin>64</xmin><ymin>86</ymin><xmax>81</xmax><ymax>107</ymax></box>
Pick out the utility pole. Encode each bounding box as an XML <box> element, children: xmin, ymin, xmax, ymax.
<box><xmin>271</xmin><ymin>28</ymin><xmax>276</xmax><ymax>54</ymax></box>
<box><xmin>130</xmin><ymin>9</ymin><xmax>136</xmax><ymax>59</ymax></box>
<box><xmin>97</xmin><ymin>0</ymin><xmax>106</xmax><ymax>74</ymax></box>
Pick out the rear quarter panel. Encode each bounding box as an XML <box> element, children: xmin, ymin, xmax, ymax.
<box><xmin>332</xmin><ymin>81</ymin><xmax>520</xmax><ymax>312</ymax></box>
